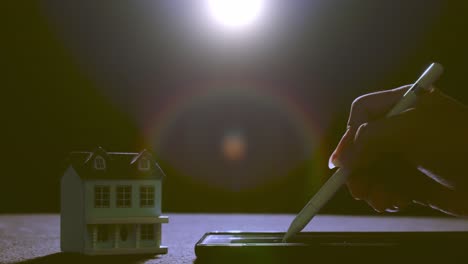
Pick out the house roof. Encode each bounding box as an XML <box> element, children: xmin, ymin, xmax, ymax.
<box><xmin>67</xmin><ymin>147</ymin><xmax>166</xmax><ymax>180</ymax></box>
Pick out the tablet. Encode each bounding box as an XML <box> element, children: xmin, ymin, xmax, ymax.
<box><xmin>195</xmin><ymin>231</ymin><xmax>468</xmax><ymax>263</ymax></box>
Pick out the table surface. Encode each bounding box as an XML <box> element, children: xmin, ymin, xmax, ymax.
<box><xmin>2</xmin><ymin>213</ymin><xmax>468</xmax><ymax>264</ymax></box>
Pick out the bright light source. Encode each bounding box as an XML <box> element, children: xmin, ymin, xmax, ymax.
<box><xmin>207</xmin><ymin>0</ymin><xmax>264</xmax><ymax>29</ymax></box>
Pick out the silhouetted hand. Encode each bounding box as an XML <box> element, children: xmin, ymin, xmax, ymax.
<box><xmin>329</xmin><ymin>85</ymin><xmax>468</xmax><ymax>216</ymax></box>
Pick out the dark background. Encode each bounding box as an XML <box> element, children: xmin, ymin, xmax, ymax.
<box><xmin>2</xmin><ymin>1</ymin><xmax>467</xmax><ymax>215</ymax></box>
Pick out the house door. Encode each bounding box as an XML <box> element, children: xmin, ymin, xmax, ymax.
<box><xmin>118</xmin><ymin>224</ymin><xmax>135</xmax><ymax>248</ymax></box>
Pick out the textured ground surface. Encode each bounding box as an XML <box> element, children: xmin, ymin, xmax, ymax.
<box><xmin>2</xmin><ymin>214</ymin><xmax>468</xmax><ymax>264</ymax></box>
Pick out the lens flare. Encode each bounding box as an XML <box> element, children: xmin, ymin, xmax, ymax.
<box><xmin>221</xmin><ymin>130</ymin><xmax>247</xmax><ymax>162</ymax></box>
<box><xmin>142</xmin><ymin>81</ymin><xmax>327</xmax><ymax>192</ymax></box>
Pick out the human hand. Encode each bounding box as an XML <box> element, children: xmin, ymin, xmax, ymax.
<box><xmin>329</xmin><ymin>85</ymin><xmax>468</xmax><ymax>216</ymax></box>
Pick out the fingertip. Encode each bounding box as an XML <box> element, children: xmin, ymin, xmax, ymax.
<box><xmin>385</xmin><ymin>206</ymin><xmax>400</xmax><ymax>213</ymax></box>
<box><xmin>329</xmin><ymin>128</ymin><xmax>355</xmax><ymax>169</ymax></box>
<box><xmin>328</xmin><ymin>155</ymin><xmax>336</xmax><ymax>169</ymax></box>
<box><xmin>372</xmin><ymin>206</ymin><xmax>384</xmax><ymax>213</ymax></box>
<box><xmin>328</xmin><ymin>157</ymin><xmax>343</xmax><ymax>169</ymax></box>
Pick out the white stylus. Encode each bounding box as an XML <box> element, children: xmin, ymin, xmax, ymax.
<box><xmin>283</xmin><ymin>62</ymin><xmax>444</xmax><ymax>242</ymax></box>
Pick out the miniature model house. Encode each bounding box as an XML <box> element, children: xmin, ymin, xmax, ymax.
<box><xmin>61</xmin><ymin>147</ymin><xmax>168</xmax><ymax>255</ymax></box>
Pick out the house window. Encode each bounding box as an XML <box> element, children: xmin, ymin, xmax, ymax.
<box><xmin>140</xmin><ymin>185</ymin><xmax>155</xmax><ymax>207</ymax></box>
<box><xmin>97</xmin><ymin>225</ymin><xmax>109</xmax><ymax>242</ymax></box>
<box><xmin>138</xmin><ymin>158</ymin><xmax>151</xmax><ymax>171</ymax></box>
<box><xmin>117</xmin><ymin>185</ymin><xmax>132</xmax><ymax>208</ymax></box>
<box><xmin>140</xmin><ymin>224</ymin><xmax>154</xmax><ymax>240</ymax></box>
<box><xmin>94</xmin><ymin>156</ymin><xmax>106</xmax><ymax>170</ymax></box>
<box><xmin>94</xmin><ymin>185</ymin><xmax>110</xmax><ymax>208</ymax></box>
<box><xmin>120</xmin><ymin>226</ymin><xmax>128</xmax><ymax>241</ymax></box>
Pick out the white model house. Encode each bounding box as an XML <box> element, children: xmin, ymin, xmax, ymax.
<box><xmin>61</xmin><ymin>147</ymin><xmax>168</xmax><ymax>255</ymax></box>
